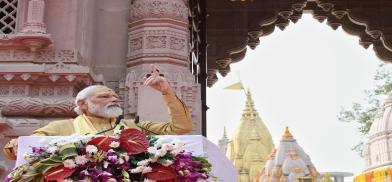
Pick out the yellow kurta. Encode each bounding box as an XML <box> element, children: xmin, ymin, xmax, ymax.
<box><xmin>3</xmin><ymin>94</ymin><xmax>192</xmax><ymax>160</ymax></box>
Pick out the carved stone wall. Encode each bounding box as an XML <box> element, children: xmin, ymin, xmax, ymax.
<box><xmin>0</xmin><ymin>1</ymin><xmax>104</xmax><ymax>179</ymax></box>
<box><xmin>127</xmin><ymin>0</ymin><xmax>202</xmax><ymax>134</ymax></box>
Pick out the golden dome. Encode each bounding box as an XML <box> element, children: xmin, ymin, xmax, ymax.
<box><xmin>282</xmin><ymin>126</ymin><xmax>293</xmax><ymax>139</ymax></box>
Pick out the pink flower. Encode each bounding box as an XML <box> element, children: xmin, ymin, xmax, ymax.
<box><xmin>63</xmin><ymin>159</ymin><xmax>77</xmax><ymax>169</ymax></box>
<box><xmin>86</xmin><ymin>145</ymin><xmax>98</xmax><ymax>154</ymax></box>
<box><xmin>75</xmin><ymin>155</ymin><xmax>89</xmax><ymax>165</ymax></box>
<box><xmin>142</xmin><ymin>166</ymin><xmax>152</xmax><ymax>174</ymax></box>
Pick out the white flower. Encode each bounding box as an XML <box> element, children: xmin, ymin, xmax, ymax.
<box><xmin>161</xmin><ymin>160</ymin><xmax>173</xmax><ymax>167</ymax></box>
<box><xmin>118</xmin><ymin>158</ymin><xmax>125</xmax><ymax>164</ymax></box>
<box><xmin>172</xmin><ymin>140</ymin><xmax>184</xmax><ymax>148</ymax></box>
<box><xmin>61</xmin><ymin>179</ymin><xmax>74</xmax><ymax>182</ymax></box>
<box><xmin>23</xmin><ymin>153</ymin><xmax>38</xmax><ymax>163</ymax></box>
<box><xmin>75</xmin><ymin>155</ymin><xmax>89</xmax><ymax>165</ymax></box>
<box><xmin>150</xmin><ymin>156</ymin><xmax>158</xmax><ymax>163</ymax></box>
<box><xmin>109</xmin><ymin>141</ymin><xmax>120</xmax><ymax>148</ymax></box>
<box><xmin>156</xmin><ymin>149</ymin><xmax>167</xmax><ymax>157</ymax></box>
<box><xmin>130</xmin><ymin>166</ymin><xmax>143</xmax><ymax>173</ymax></box>
<box><xmin>120</xmin><ymin>153</ymin><xmax>130</xmax><ymax>161</ymax></box>
<box><xmin>147</xmin><ymin>147</ymin><xmax>157</xmax><ymax>154</ymax></box>
<box><xmin>80</xmin><ymin>134</ymin><xmax>94</xmax><ymax>143</ymax></box>
<box><xmin>86</xmin><ymin>145</ymin><xmax>98</xmax><ymax>154</ymax></box>
<box><xmin>46</xmin><ymin>146</ymin><xmax>59</xmax><ymax>153</ymax></box>
<box><xmin>104</xmin><ymin>161</ymin><xmax>109</xmax><ymax>168</ymax></box>
<box><xmin>137</xmin><ymin>159</ymin><xmax>150</xmax><ymax>166</ymax></box>
<box><xmin>170</xmin><ymin>148</ymin><xmax>184</xmax><ymax>155</ymax></box>
<box><xmin>107</xmin><ymin>178</ymin><xmax>117</xmax><ymax>182</ymax></box>
<box><xmin>63</xmin><ymin>159</ymin><xmax>77</xmax><ymax>169</ymax></box>
<box><xmin>144</xmin><ymin>178</ymin><xmax>157</xmax><ymax>182</ymax></box>
<box><xmin>161</xmin><ymin>143</ymin><xmax>174</xmax><ymax>151</ymax></box>
<box><xmin>114</xmin><ymin>129</ymin><xmax>122</xmax><ymax>136</ymax></box>
<box><xmin>142</xmin><ymin>166</ymin><xmax>152</xmax><ymax>174</ymax></box>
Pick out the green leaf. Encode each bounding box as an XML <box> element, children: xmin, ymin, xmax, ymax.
<box><xmin>59</xmin><ymin>144</ymin><xmax>78</xmax><ymax>160</ymax></box>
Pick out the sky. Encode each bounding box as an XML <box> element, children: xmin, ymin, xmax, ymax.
<box><xmin>206</xmin><ymin>14</ymin><xmax>384</xmax><ymax>177</ymax></box>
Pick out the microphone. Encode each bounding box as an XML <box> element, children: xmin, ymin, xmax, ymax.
<box><xmin>96</xmin><ymin>115</ymin><xmax>124</xmax><ymax>135</ymax></box>
<box><xmin>134</xmin><ymin>115</ymin><xmax>159</xmax><ymax>135</ymax></box>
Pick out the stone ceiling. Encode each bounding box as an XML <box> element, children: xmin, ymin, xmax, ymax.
<box><xmin>206</xmin><ymin>0</ymin><xmax>392</xmax><ymax>87</ymax></box>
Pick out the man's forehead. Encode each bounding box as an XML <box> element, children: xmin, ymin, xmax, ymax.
<box><xmin>91</xmin><ymin>88</ymin><xmax>117</xmax><ymax>96</ymax></box>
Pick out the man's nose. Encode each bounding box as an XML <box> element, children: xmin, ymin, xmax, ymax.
<box><xmin>110</xmin><ymin>96</ymin><xmax>119</xmax><ymax>103</ymax></box>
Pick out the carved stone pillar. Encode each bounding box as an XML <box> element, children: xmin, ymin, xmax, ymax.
<box><xmin>126</xmin><ymin>0</ymin><xmax>201</xmax><ymax>134</ymax></box>
<box><xmin>22</xmin><ymin>0</ymin><xmax>47</xmax><ymax>33</ymax></box>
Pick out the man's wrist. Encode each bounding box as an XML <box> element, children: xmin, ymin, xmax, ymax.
<box><xmin>161</xmin><ymin>88</ymin><xmax>175</xmax><ymax>96</ymax></box>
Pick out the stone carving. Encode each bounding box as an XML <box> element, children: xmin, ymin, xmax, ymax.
<box><xmin>20</xmin><ymin>73</ymin><xmax>31</xmax><ymax>81</ymax></box>
<box><xmin>65</xmin><ymin>75</ymin><xmax>76</xmax><ymax>82</ymax></box>
<box><xmin>41</xmin><ymin>87</ymin><xmax>55</xmax><ymax>96</ymax></box>
<box><xmin>129</xmin><ymin>37</ymin><xmax>143</xmax><ymax>51</ymax></box>
<box><xmin>170</xmin><ymin>37</ymin><xmax>186</xmax><ymax>51</ymax></box>
<box><xmin>0</xmin><ymin>49</ymin><xmax>79</xmax><ymax>63</ymax></box>
<box><xmin>0</xmin><ymin>86</ymin><xmax>10</xmax><ymax>96</ymax></box>
<box><xmin>129</xmin><ymin>0</ymin><xmax>188</xmax><ymax>22</ymax></box>
<box><xmin>3</xmin><ymin>74</ymin><xmax>14</xmax><ymax>81</ymax></box>
<box><xmin>146</xmin><ymin>36</ymin><xmax>167</xmax><ymax>49</ymax></box>
<box><xmin>49</xmin><ymin>74</ymin><xmax>60</xmax><ymax>82</ymax></box>
<box><xmin>0</xmin><ymin>97</ymin><xmax>76</xmax><ymax>117</ymax></box>
<box><xmin>38</xmin><ymin>49</ymin><xmax>78</xmax><ymax>63</ymax></box>
<box><xmin>11</xmin><ymin>86</ymin><xmax>26</xmax><ymax>96</ymax></box>
<box><xmin>5</xmin><ymin>118</ymin><xmax>55</xmax><ymax>128</ymax></box>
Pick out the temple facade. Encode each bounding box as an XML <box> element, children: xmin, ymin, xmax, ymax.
<box><xmin>355</xmin><ymin>93</ymin><xmax>392</xmax><ymax>181</ymax></box>
<box><xmin>257</xmin><ymin>127</ymin><xmax>321</xmax><ymax>182</ymax></box>
<box><xmin>221</xmin><ymin>90</ymin><xmax>274</xmax><ymax>182</ymax></box>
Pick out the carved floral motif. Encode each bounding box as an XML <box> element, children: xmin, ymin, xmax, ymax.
<box><xmin>0</xmin><ymin>49</ymin><xmax>79</xmax><ymax>63</ymax></box>
<box><xmin>170</xmin><ymin>37</ymin><xmax>186</xmax><ymax>51</ymax></box>
<box><xmin>129</xmin><ymin>37</ymin><xmax>143</xmax><ymax>51</ymax></box>
<box><xmin>145</xmin><ymin>36</ymin><xmax>167</xmax><ymax>49</ymax></box>
<box><xmin>130</xmin><ymin>0</ymin><xmax>188</xmax><ymax>22</ymax></box>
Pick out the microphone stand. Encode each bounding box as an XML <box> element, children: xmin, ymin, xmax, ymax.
<box><xmin>96</xmin><ymin>115</ymin><xmax>124</xmax><ymax>135</ymax></box>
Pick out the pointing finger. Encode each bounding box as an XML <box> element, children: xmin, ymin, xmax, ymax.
<box><xmin>151</xmin><ymin>64</ymin><xmax>159</xmax><ymax>77</ymax></box>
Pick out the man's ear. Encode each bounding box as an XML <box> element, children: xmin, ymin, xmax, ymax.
<box><xmin>77</xmin><ymin>100</ymin><xmax>88</xmax><ymax>112</ymax></box>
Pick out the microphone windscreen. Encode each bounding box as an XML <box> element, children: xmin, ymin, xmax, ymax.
<box><xmin>115</xmin><ymin>115</ymin><xmax>124</xmax><ymax>125</ymax></box>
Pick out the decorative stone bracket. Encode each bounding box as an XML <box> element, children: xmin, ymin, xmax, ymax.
<box><xmin>0</xmin><ymin>33</ymin><xmax>53</xmax><ymax>52</ymax></box>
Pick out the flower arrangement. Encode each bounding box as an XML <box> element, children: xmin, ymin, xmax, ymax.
<box><xmin>6</xmin><ymin>128</ymin><xmax>213</xmax><ymax>182</ymax></box>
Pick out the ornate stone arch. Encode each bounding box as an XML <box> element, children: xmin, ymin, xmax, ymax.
<box><xmin>207</xmin><ymin>0</ymin><xmax>392</xmax><ymax>87</ymax></box>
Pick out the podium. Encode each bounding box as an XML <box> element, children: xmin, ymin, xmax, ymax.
<box><xmin>16</xmin><ymin>135</ymin><xmax>238</xmax><ymax>182</ymax></box>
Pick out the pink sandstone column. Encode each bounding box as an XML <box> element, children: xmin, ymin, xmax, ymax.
<box><xmin>22</xmin><ymin>0</ymin><xmax>46</xmax><ymax>33</ymax></box>
<box><xmin>126</xmin><ymin>0</ymin><xmax>201</xmax><ymax>134</ymax></box>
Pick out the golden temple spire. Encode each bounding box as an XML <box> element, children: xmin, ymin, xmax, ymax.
<box><xmin>282</xmin><ymin>126</ymin><xmax>293</xmax><ymax>139</ymax></box>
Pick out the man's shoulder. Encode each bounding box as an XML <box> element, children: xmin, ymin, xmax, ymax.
<box><xmin>48</xmin><ymin>118</ymin><xmax>74</xmax><ymax>126</ymax></box>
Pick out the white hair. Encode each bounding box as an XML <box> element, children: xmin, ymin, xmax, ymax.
<box><xmin>73</xmin><ymin>85</ymin><xmax>110</xmax><ymax>115</ymax></box>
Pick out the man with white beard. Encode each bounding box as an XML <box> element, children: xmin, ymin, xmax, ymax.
<box><xmin>3</xmin><ymin>65</ymin><xmax>192</xmax><ymax>160</ymax></box>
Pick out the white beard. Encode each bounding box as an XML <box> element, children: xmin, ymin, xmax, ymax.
<box><xmin>87</xmin><ymin>101</ymin><xmax>123</xmax><ymax>118</ymax></box>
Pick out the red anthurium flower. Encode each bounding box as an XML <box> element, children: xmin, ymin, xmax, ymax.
<box><xmin>87</xmin><ymin>136</ymin><xmax>120</xmax><ymax>152</ymax></box>
<box><xmin>44</xmin><ymin>165</ymin><xmax>76</xmax><ymax>182</ymax></box>
<box><xmin>119</xmin><ymin>128</ymin><xmax>149</xmax><ymax>155</ymax></box>
<box><xmin>145</xmin><ymin>164</ymin><xmax>178</xmax><ymax>181</ymax></box>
